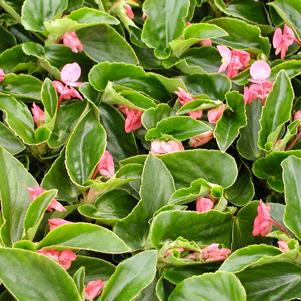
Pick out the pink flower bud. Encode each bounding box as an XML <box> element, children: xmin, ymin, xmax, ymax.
<box><xmin>124</xmin><ymin>4</ymin><xmax>134</xmax><ymax>19</ymax></box>
<box><xmin>48</xmin><ymin>218</ymin><xmax>72</xmax><ymax>231</ymax></box>
<box><xmin>273</xmin><ymin>24</ymin><xmax>295</xmax><ymax>59</ymax></box>
<box><xmin>62</xmin><ymin>32</ymin><xmax>83</xmax><ymax>53</ymax></box>
<box><xmin>118</xmin><ymin>105</ymin><xmax>143</xmax><ymax>133</ymax></box>
<box><xmin>85</xmin><ymin>280</ymin><xmax>105</xmax><ymax>300</ymax></box>
<box><xmin>93</xmin><ymin>150</ymin><xmax>115</xmax><ymax>178</ymax></box>
<box><xmin>151</xmin><ymin>140</ymin><xmax>184</xmax><ymax>154</ymax></box>
<box><xmin>252</xmin><ymin>200</ymin><xmax>273</xmax><ymax>237</ymax></box>
<box><xmin>0</xmin><ymin>69</ymin><xmax>5</xmax><ymax>82</ymax></box>
<box><xmin>201</xmin><ymin>243</ymin><xmax>231</xmax><ymax>262</ymax></box>
<box><xmin>31</xmin><ymin>103</ymin><xmax>45</xmax><ymax>128</ymax></box>
<box><xmin>196</xmin><ymin>197</ymin><xmax>214</xmax><ymax>213</ymax></box>
<box><xmin>37</xmin><ymin>249</ymin><xmax>76</xmax><ymax>270</ymax></box>
<box><xmin>200</xmin><ymin>39</ymin><xmax>212</xmax><ymax>46</ymax></box>
<box><xmin>294</xmin><ymin>110</ymin><xmax>301</xmax><ymax>121</ymax></box>
<box><xmin>207</xmin><ymin>104</ymin><xmax>226</xmax><ymax>124</ymax></box>
<box><xmin>278</xmin><ymin>240</ymin><xmax>289</xmax><ymax>253</ymax></box>
<box><xmin>47</xmin><ymin>199</ymin><xmax>66</xmax><ymax>212</ymax></box>
<box><xmin>189</xmin><ymin>131</ymin><xmax>214</xmax><ymax>148</ymax></box>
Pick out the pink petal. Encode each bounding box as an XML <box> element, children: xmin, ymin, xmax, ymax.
<box><xmin>61</xmin><ymin>63</ymin><xmax>81</xmax><ymax>85</ymax></box>
<box><xmin>31</xmin><ymin>103</ymin><xmax>45</xmax><ymax>128</ymax></box>
<box><xmin>250</xmin><ymin>60</ymin><xmax>271</xmax><ymax>82</ymax></box>
<box><xmin>0</xmin><ymin>69</ymin><xmax>5</xmax><ymax>82</ymax></box>
<box><xmin>217</xmin><ymin>45</ymin><xmax>231</xmax><ymax>62</ymax></box>
<box><xmin>150</xmin><ymin>140</ymin><xmax>184</xmax><ymax>154</ymax></box>
<box><xmin>47</xmin><ymin>199</ymin><xmax>66</xmax><ymax>212</ymax></box>
<box><xmin>62</xmin><ymin>32</ymin><xmax>83</xmax><ymax>53</ymax></box>
<box><xmin>124</xmin><ymin>4</ymin><xmax>135</xmax><ymax>20</ymax></box>
<box><xmin>27</xmin><ymin>186</ymin><xmax>45</xmax><ymax>201</ymax></box>
<box><xmin>189</xmin><ymin>131</ymin><xmax>214</xmax><ymax>147</ymax></box>
<box><xmin>93</xmin><ymin>150</ymin><xmax>115</xmax><ymax>178</ymax></box>
<box><xmin>48</xmin><ymin>218</ymin><xmax>72</xmax><ymax>231</ymax></box>
<box><xmin>278</xmin><ymin>240</ymin><xmax>289</xmax><ymax>253</ymax></box>
<box><xmin>273</xmin><ymin>28</ymin><xmax>282</xmax><ymax>49</ymax></box>
<box><xmin>207</xmin><ymin>105</ymin><xmax>226</xmax><ymax>124</ymax></box>
<box><xmin>85</xmin><ymin>280</ymin><xmax>105</xmax><ymax>300</ymax></box>
<box><xmin>196</xmin><ymin>197</ymin><xmax>214</xmax><ymax>212</ymax></box>
<box><xmin>284</xmin><ymin>24</ymin><xmax>295</xmax><ymax>40</ymax></box>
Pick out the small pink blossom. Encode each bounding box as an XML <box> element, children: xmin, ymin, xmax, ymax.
<box><xmin>196</xmin><ymin>197</ymin><xmax>214</xmax><ymax>213</ymax></box>
<box><xmin>27</xmin><ymin>186</ymin><xmax>66</xmax><ymax>212</ymax></box>
<box><xmin>217</xmin><ymin>45</ymin><xmax>250</xmax><ymax>78</ymax></box>
<box><xmin>85</xmin><ymin>280</ymin><xmax>105</xmax><ymax>300</ymax></box>
<box><xmin>150</xmin><ymin>140</ymin><xmax>184</xmax><ymax>154</ymax></box>
<box><xmin>201</xmin><ymin>243</ymin><xmax>231</xmax><ymax>262</ymax></box>
<box><xmin>61</xmin><ymin>32</ymin><xmax>83</xmax><ymax>53</ymax></box>
<box><xmin>189</xmin><ymin>131</ymin><xmax>214</xmax><ymax>148</ymax></box>
<box><xmin>48</xmin><ymin>218</ymin><xmax>72</xmax><ymax>231</ymax></box>
<box><xmin>207</xmin><ymin>104</ymin><xmax>226</xmax><ymax>124</ymax></box>
<box><xmin>118</xmin><ymin>105</ymin><xmax>143</xmax><ymax>133</ymax></box>
<box><xmin>124</xmin><ymin>4</ymin><xmax>134</xmax><ymax>19</ymax></box>
<box><xmin>249</xmin><ymin>60</ymin><xmax>271</xmax><ymax>84</ymax></box>
<box><xmin>273</xmin><ymin>24</ymin><xmax>295</xmax><ymax>59</ymax></box>
<box><xmin>93</xmin><ymin>150</ymin><xmax>115</xmax><ymax>178</ymax></box>
<box><xmin>278</xmin><ymin>240</ymin><xmax>289</xmax><ymax>253</ymax></box>
<box><xmin>200</xmin><ymin>39</ymin><xmax>212</xmax><ymax>46</ymax></box>
<box><xmin>31</xmin><ymin>103</ymin><xmax>45</xmax><ymax>128</ymax></box>
<box><xmin>175</xmin><ymin>88</ymin><xmax>202</xmax><ymax>119</ymax></box>
<box><xmin>252</xmin><ymin>200</ymin><xmax>273</xmax><ymax>237</ymax></box>
<box><xmin>37</xmin><ymin>249</ymin><xmax>76</xmax><ymax>270</ymax></box>
<box><xmin>0</xmin><ymin>69</ymin><xmax>5</xmax><ymax>82</ymax></box>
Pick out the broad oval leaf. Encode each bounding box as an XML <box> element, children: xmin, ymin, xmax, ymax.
<box><xmin>0</xmin><ymin>122</ymin><xmax>25</xmax><ymax>155</ymax></box>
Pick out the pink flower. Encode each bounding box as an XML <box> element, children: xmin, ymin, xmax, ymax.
<box><xmin>150</xmin><ymin>140</ymin><xmax>184</xmax><ymax>154</ymax></box>
<box><xmin>252</xmin><ymin>200</ymin><xmax>273</xmax><ymax>237</ymax></box>
<box><xmin>31</xmin><ymin>103</ymin><xmax>45</xmax><ymax>128</ymax></box>
<box><xmin>201</xmin><ymin>243</ymin><xmax>231</xmax><ymax>262</ymax></box>
<box><xmin>124</xmin><ymin>4</ymin><xmax>134</xmax><ymax>19</ymax></box>
<box><xmin>273</xmin><ymin>24</ymin><xmax>295</xmax><ymax>59</ymax></box>
<box><xmin>85</xmin><ymin>280</ymin><xmax>105</xmax><ymax>300</ymax></box>
<box><xmin>175</xmin><ymin>88</ymin><xmax>202</xmax><ymax>119</ymax></box>
<box><xmin>118</xmin><ymin>105</ymin><xmax>143</xmax><ymax>133</ymax></box>
<box><xmin>27</xmin><ymin>186</ymin><xmax>66</xmax><ymax>212</ymax></box>
<box><xmin>196</xmin><ymin>197</ymin><xmax>214</xmax><ymax>213</ymax></box>
<box><xmin>93</xmin><ymin>150</ymin><xmax>115</xmax><ymax>178</ymax></box>
<box><xmin>48</xmin><ymin>218</ymin><xmax>72</xmax><ymax>231</ymax></box>
<box><xmin>217</xmin><ymin>45</ymin><xmax>250</xmax><ymax>78</ymax></box>
<box><xmin>37</xmin><ymin>249</ymin><xmax>76</xmax><ymax>270</ymax></box>
<box><xmin>207</xmin><ymin>104</ymin><xmax>226</xmax><ymax>124</ymax></box>
<box><xmin>0</xmin><ymin>69</ymin><xmax>5</xmax><ymax>82</ymax></box>
<box><xmin>249</xmin><ymin>60</ymin><xmax>271</xmax><ymax>84</ymax></box>
<box><xmin>53</xmin><ymin>63</ymin><xmax>83</xmax><ymax>106</ymax></box>
<box><xmin>200</xmin><ymin>39</ymin><xmax>212</xmax><ymax>46</ymax></box>
<box><xmin>189</xmin><ymin>131</ymin><xmax>214</xmax><ymax>148</ymax></box>
<box><xmin>61</xmin><ymin>32</ymin><xmax>83</xmax><ymax>53</ymax></box>
<box><xmin>278</xmin><ymin>240</ymin><xmax>289</xmax><ymax>253</ymax></box>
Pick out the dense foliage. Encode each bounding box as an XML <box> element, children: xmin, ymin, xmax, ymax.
<box><xmin>0</xmin><ymin>0</ymin><xmax>301</xmax><ymax>300</ymax></box>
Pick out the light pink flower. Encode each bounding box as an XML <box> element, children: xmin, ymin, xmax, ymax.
<box><xmin>175</xmin><ymin>88</ymin><xmax>202</xmax><ymax>119</ymax></box>
<box><xmin>201</xmin><ymin>243</ymin><xmax>231</xmax><ymax>262</ymax></box>
<box><xmin>273</xmin><ymin>24</ymin><xmax>295</xmax><ymax>59</ymax></box>
<box><xmin>196</xmin><ymin>197</ymin><xmax>214</xmax><ymax>213</ymax></box>
<box><xmin>189</xmin><ymin>131</ymin><xmax>214</xmax><ymax>148</ymax></box>
<box><xmin>150</xmin><ymin>140</ymin><xmax>184</xmax><ymax>154</ymax></box>
<box><xmin>118</xmin><ymin>105</ymin><xmax>143</xmax><ymax>133</ymax></box>
<box><xmin>124</xmin><ymin>4</ymin><xmax>134</xmax><ymax>19</ymax></box>
<box><xmin>249</xmin><ymin>60</ymin><xmax>271</xmax><ymax>84</ymax></box>
<box><xmin>0</xmin><ymin>69</ymin><xmax>5</xmax><ymax>82</ymax></box>
<box><xmin>48</xmin><ymin>218</ymin><xmax>72</xmax><ymax>231</ymax></box>
<box><xmin>207</xmin><ymin>104</ymin><xmax>226</xmax><ymax>124</ymax></box>
<box><xmin>37</xmin><ymin>249</ymin><xmax>76</xmax><ymax>270</ymax></box>
<box><xmin>61</xmin><ymin>32</ymin><xmax>83</xmax><ymax>53</ymax></box>
<box><xmin>85</xmin><ymin>280</ymin><xmax>105</xmax><ymax>300</ymax></box>
<box><xmin>278</xmin><ymin>240</ymin><xmax>289</xmax><ymax>253</ymax></box>
<box><xmin>93</xmin><ymin>150</ymin><xmax>115</xmax><ymax>178</ymax></box>
<box><xmin>252</xmin><ymin>200</ymin><xmax>273</xmax><ymax>237</ymax></box>
<box><xmin>27</xmin><ymin>186</ymin><xmax>66</xmax><ymax>212</ymax></box>
<box><xmin>200</xmin><ymin>39</ymin><xmax>212</xmax><ymax>46</ymax></box>
<box><xmin>31</xmin><ymin>103</ymin><xmax>45</xmax><ymax>128</ymax></box>
<box><xmin>217</xmin><ymin>45</ymin><xmax>250</xmax><ymax>78</ymax></box>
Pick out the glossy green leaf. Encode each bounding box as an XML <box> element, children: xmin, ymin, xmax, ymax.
<box><xmin>21</xmin><ymin>0</ymin><xmax>68</xmax><ymax>32</ymax></box>
<box><xmin>282</xmin><ymin>156</ymin><xmax>301</xmax><ymax>240</ymax></box>
<box><xmin>41</xmin><ymin>78</ymin><xmax>58</xmax><ymax>120</ymax></box>
<box><xmin>66</xmin><ymin>108</ymin><xmax>106</xmax><ymax>186</ymax></box>
<box><xmin>142</xmin><ymin>104</ymin><xmax>173</xmax><ymax>130</ymax></box>
<box><xmin>168</xmin><ymin>271</ymin><xmax>246</xmax><ymax>301</ymax></box>
<box><xmin>0</xmin><ymin>147</ymin><xmax>37</xmax><ymax>246</ymax></box>
<box><xmin>101</xmin><ymin>250</ymin><xmax>157</xmax><ymax>301</ymax></box>
<box><xmin>114</xmin><ymin>155</ymin><xmax>175</xmax><ymax>250</ymax></box>
<box><xmin>0</xmin><ymin>25</ymin><xmax>16</xmax><ymax>53</ymax></box>
<box><xmin>150</xmin><ymin>210</ymin><xmax>233</xmax><ymax>249</ymax></box>
<box><xmin>215</xmin><ymin>91</ymin><xmax>246</xmax><ymax>151</ymax></box>
<box><xmin>258</xmin><ymin>71</ymin><xmax>294</xmax><ymax>151</ymax></box>
<box><xmin>141</xmin><ymin>0</ymin><xmax>190</xmax><ymax>58</ymax></box>
<box><xmin>270</xmin><ymin>60</ymin><xmax>301</xmax><ymax>80</ymax></box>
<box><xmin>39</xmin><ymin>222</ymin><xmax>130</xmax><ymax>253</ymax></box>
<box><xmin>0</xmin><ymin>121</ymin><xmax>25</xmax><ymax>154</ymax></box>
<box><xmin>0</xmin><ymin>248</ymin><xmax>81</xmax><ymax>301</ymax></box>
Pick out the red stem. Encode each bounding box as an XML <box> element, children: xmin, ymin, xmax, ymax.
<box><xmin>271</xmin><ymin>218</ymin><xmax>290</xmax><ymax>236</ymax></box>
<box><xmin>286</xmin><ymin>131</ymin><xmax>301</xmax><ymax>151</ymax></box>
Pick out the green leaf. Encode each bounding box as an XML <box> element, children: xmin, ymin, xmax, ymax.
<box><xmin>215</xmin><ymin>91</ymin><xmax>246</xmax><ymax>152</ymax></box>
<box><xmin>101</xmin><ymin>250</ymin><xmax>157</xmax><ymax>301</ymax></box>
<box><xmin>21</xmin><ymin>0</ymin><xmax>68</xmax><ymax>32</ymax></box>
<box><xmin>209</xmin><ymin>17</ymin><xmax>270</xmax><ymax>54</ymax></box>
<box><xmin>0</xmin><ymin>25</ymin><xmax>16</xmax><ymax>53</ymax></box>
<box><xmin>145</xmin><ymin>116</ymin><xmax>211</xmax><ymax>141</ymax></box>
<box><xmin>0</xmin><ymin>147</ymin><xmax>37</xmax><ymax>246</ymax></box>
<box><xmin>41</xmin><ymin>78</ymin><xmax>58</xmax><ymax>120</ymax></box>
<box><xmin>220</xmin><ymin>244</ymin><xmax>281</xmax><ymax>273</ymax></box>
<box><xmin>0</xmin><ymin>45</ymin><xmax>29</xmax><ymax>73</ymax></box>
<box><xmin>0</xmin><ymin>122</ymin><xmax>25</xmax><ymax>155</ymax></box>
<box><xmin>100</xmin><ymin>103</ymin><xmax>138</xmax><ymax>160</ymax></box>
<box><xmin>141</xmin><ymin>0</ymin><xmax>190</xmax><ymax>58</ymax></box>
<box><xmin>150</xmin><ymin>210</ymin><xmax>233</xmax><ymax>249</ymax></box>
<box><xmin>38</xmin><ymin>222</ymin><xmax>130</xmax><ymax>253</ymax></box>
<box><xmin>73</xmin><ymin>267</ymin><xmax>85</xmax><ymax>298</ymax></box>
<box><xmin>237</xmin><ymin>100</ymin><xmax>263</xmax><ymax>161</ymax></box>
<box><xmin>142</xmin><ymin>104</ymin><xmax>173</xmax><ymax>130</ymax></box>
<box><xmin>270</xmin><ymin>60</ymin><xmax>301</xmax><ymax>80</ymax></box>
<box><xmin>258</xmin><ymin>70</ymin><xmax>294</xmax><ymax>151</ymax></box>
<box><xmin>168</xmin><ymin>271</ymin><xmax>246</xmax><ymax>301</ymax></box>
<box><xmin>114</xmin><ymin>155</ymin><xmax>175</xmax><ymax>250</ymax></box>
<box><xmin>282</xmin><ymin>156</ymin><xmax>301</xmax><ymax>240</ymax></box>
<box><xmin>0</xmin><ymin>248</ymin><xmax>81</xmax><ymax>301</ymax></box>
<box><xmin>66</xmin><ymin>108</ymin><xmax>106</xmax><ymax>186</ymax></box>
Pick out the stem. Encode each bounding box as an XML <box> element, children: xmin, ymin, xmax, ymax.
<box><xmin>0</xmin><ymin>0</ymin><xmax>21</xmax><ymax>23</ymax></box>
<box><xmin>271</xmin><ymin>218</ymin><xmax>290</xmax><ymax>236</ymax></box>
<box><xmin>286</xmin><ymin>131</ymin><xmax>301</xmax><ymax>151</ymax></box>
<box><xmin>294</xmin><ymin>38</ymin><xmax>301</xmax><ymax>47</ymax></box>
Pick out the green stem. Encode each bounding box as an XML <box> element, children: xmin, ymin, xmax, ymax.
<box><xmin>0</xmin><ymin>0</ymin><xmax>21</xmax><ymax>23</ymax></box>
